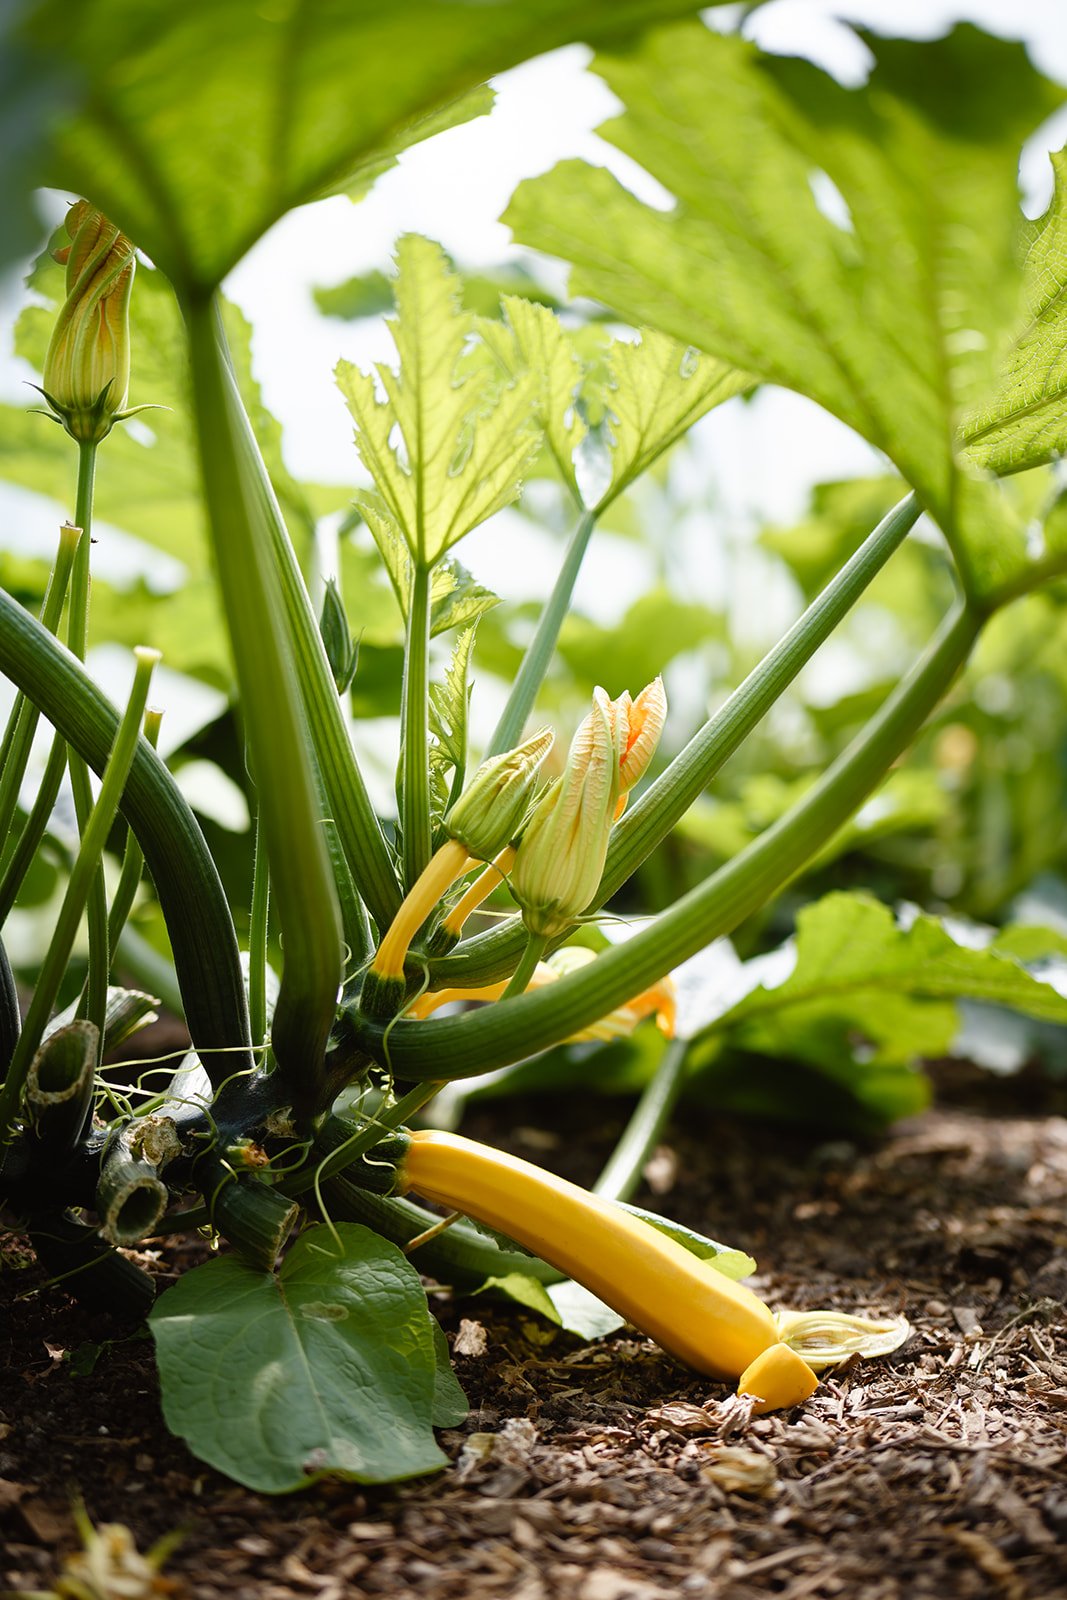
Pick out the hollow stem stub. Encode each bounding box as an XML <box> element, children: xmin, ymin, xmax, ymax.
<box><xmin>25</xmin><ymin>1020</ymin><xmax>99</xmax><ymax>1154</ymax></box>
<box><xmin>199</xmin><ymin>1155</ymin><xmax>299</xmax><ymax>1270</ymax></box>
<box><xmin>95</xmin><ymin>1146</ymin><xmax>168</xmax><ymax>1246</ymax></box>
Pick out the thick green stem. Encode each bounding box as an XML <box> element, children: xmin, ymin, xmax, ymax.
<box><xmin>0</xmin><ymin>647</ymin><xmax>159</xmax><ymax>1138</ymax></box>
<box><xmin>0</xmin><ymin>522</ymin><xmax>80</xmax><ymax>853</ymax></box>
<box><xmin>0</xmin><ymin>592</ymin><xmax>252</xmax><ymax>1084</ymax></box>
<box><xmin>487</xmin><ymin>508</ymin><xmax>596</xmax><ymax>758</ymax></box>
<box><xmin>185</xmin><ymin>292</ymin><xmax>342</xmax><ymax>1109</ymax></box>
<box><xmin>431</xmin><ymin>491</ymin><xmax>921</xmax><ymax>991</ymax></box>
<box><xmin>105</xmin><ymin>706</ymin><xmax>162</xmax><ymax>962</ymax></box>
<box><xmin>67</xmin><ymin>441</ymin><xmax>110</xmax><ymax>1050</ymax></box>
<box><xmin>400</xmin><ymin>564</ymin><xmax>432</xmax><ymax>889</ymax></box>
<box><xmin>357</xmin><ymin>599</ymin><xmax>980</xmax><ymax>1080</ymax></box>
<box><xmin>211</xmin><ymin>319</ymin><xmax>400</xmax><ymax>932</ymax></box>
<box><xmin>594</xmin><ymin>1037</ymin><xmax>689</xmax><ymax>1203</ymax></box>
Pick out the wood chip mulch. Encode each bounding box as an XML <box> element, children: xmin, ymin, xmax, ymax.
<box><xmin>1</xmin><ymin>1082</ymin><xmax>1065</xmax><ymax>1599</ymax></box>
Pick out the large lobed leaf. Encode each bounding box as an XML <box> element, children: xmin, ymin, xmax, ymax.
<box><xmin>506</xmin><ymin>23</ymin><xmax>1067</xmax><ymax>606</ymax></box>
<box><xmin>338</xmin><ymin>236</ymin><xmax>541</xmax><ymax>569</ymax></box>
<box><xmin>693</xmin><ymin>889</ymin><xmax>1067</xmax><ymax>1062</ymax></box>
<box><xmin>150</xmin><ymin>1223</ymin><xmax>462</xmax><ymax>1493</ymax></box>
<box><xmin>1</xmin><ymin>0</ymin><xmax>716</xmax><ymax>289</ymax></box>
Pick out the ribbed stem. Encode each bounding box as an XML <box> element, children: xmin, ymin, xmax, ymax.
<box><xmin>106</xmin><ymin>705</ymin><xmax>162</xmax><ymax>962</ymax></box>
<box><xmin>199</xmin><ymin>1156</ymin><xmax>298</xmax><ymax>1271</ymax></box>
<box><xmin>96</xmin><ymin>1132</ymin><xmax>169</xmax><ymax>1246</ymax></box>
<box><xmin>0</xmin><ymin>647</ymin><xmax>159</xmax><ymax>1138</ymax></box>
<box><xmin>487</xmin><ymin>507</ymin><xmax>596</xmax><ymax>758</ymax></box>
<box><xmin>186</xmin><ymin>293</ymin><xmax>342</xmax><ymax>1109</ymax></box>
<box><xmin>400</xmin><ymin>563</ymin><xmax>432</xmax><ymax>888</ymax></box>
<box><xmin>0</xmin><ymin>591</ymin><xmax>252</xmax><ymax>1084</ymax></box>
<box><xmin>67</xmin><ymin>440</ymin><xmax>109</xmax><ymax>1051</ymax></box>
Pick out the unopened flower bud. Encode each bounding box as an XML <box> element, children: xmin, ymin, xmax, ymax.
<box><xmin>319</xmin><ymin>577</ymin><xmax>359</xmax><ymax>692</ymax></box>
<box><xmin>41</xmin><ymin>199</ymin><xmax>136</xmax><ymax>443</ymax></box>
<box><xmin>444</xmin><ymin>726</ymin><xmax>554</xmax><ymax>862</ymax></box>
<box><xmin>510</xmin><ymin>692</ymin><xmax>618</xmax><ymax>937</ymax></box>
<box><xmin>510</xmin><ymin>680</ymin><xmax>667</xmax><ymax>937</ymax></box>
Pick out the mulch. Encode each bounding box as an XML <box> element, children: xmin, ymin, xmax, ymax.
<box><xmin>2</xmin><ymin>1071</ymin><xmax>1065</xmax><ymax>1599</ymax></box>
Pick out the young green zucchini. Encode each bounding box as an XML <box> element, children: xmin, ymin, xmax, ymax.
<box><xmin>398</xmin><ymin>1128</ymin><xmax>813</xmax><ymax>1399</ymax></box>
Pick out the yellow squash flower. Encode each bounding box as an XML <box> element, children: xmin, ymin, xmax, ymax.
<box><xmin>510</xmin><ymin>679</ymin><xmax>666</xmax><ymax>937</ymax></box>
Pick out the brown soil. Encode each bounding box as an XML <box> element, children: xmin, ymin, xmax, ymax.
<box><xmin>2</xmin><ymin>1078</ymin><xmax>1066</xmax><ymax>1600</ymax></box>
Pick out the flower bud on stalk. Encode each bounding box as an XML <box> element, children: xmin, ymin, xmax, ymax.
<box><xmin>444</xmin><ymin>726</ymin><xmax>554</xmax><ymax>861</ymax></box>
<box><xmin>41</xmin><ymin>200</ymin><xmax>136</xmax><ymax>444</ymax></box>
<box><xmin>510</xmin><ymin>679</ymin><xmax>666</xmax><ymax>938</ymax></box>
<box><xmin>362</xmin><ymin>728</ymin><xmax>555</xmax><ymax>1017</ymax></box>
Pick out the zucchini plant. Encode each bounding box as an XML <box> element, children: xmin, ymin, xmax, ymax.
<box><xmin>2</xmin><ymin>4</ymin><xmax>1067</xmax><ymax>1490</ymax></box>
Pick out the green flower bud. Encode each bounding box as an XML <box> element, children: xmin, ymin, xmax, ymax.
<box><xmin>41</xmin><ymin>200</ymin><xmax>136</xmax><ymax>444</ymax></box>
<box><xmin>444</xmin><ymin>726</ymin><xmax>554</xmax><ymax>862</ymax></box>
<box><xmin>319</xmin><ymin>577</ymin><xmax>359</xmax><ymax>692</ymax></box>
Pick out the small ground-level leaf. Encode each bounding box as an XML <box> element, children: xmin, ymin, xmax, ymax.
<box><xmin>150</xmin><ymin>1222</ymin><xmax>449</xmax><ymax>1492</ymax></box>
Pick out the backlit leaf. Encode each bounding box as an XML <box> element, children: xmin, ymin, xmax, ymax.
<box><xmin>337</xmin><ymin>236</ymin><xmax>540</xmax><ymax>568</ymax></box>
<box><xmin>2</xmin><ymin>0</ymin><xmax>716</xmax><ymax>288</ymax></box>
<box><xmin>961</xmin><ymin>149</ymin><xmax>1067</xmax><ymax>477</ymax></box>
<box><xmin>506</xmin><ymin>23</ymin><xmax>1066</xmax><ymax>604</ymax></box>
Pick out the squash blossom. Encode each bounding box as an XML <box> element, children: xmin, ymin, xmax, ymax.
<box><xmin>363</xmin><ymin>728</ymin><xmax>555</xmax><ymax>1011</ymax></box>
<box><xmin>510</xmin><ymin>679</ymin><xmax>667</xmax><ymax>938</ymax></box>
<box><xmin>41</xmin><ymin>199</ymin><xmax>136</xmax><ymax>443</ymax></box>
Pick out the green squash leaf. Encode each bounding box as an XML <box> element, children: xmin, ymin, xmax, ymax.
<box><xmin>2</xmin><ymin>0</ymin><xmax>717</xmax><ymax>289</ymax></box>
<box><xmin>149</xmin><ymin>1223</ymin><xmax>448</xmax><ymax>1492</ymax></box>
<box><xmin>338</xmin><ymin>236</ymin><xmax>541</xmax><ymax>569</ymax></box>
<box><xmin>506</xmin><ymin>23</ymin><xmax>1066</xmax><ymax>605</ymax></box>
<box><xmin>694</xmin><ymin>891</ymin><xmax>1067</xmax><ymax>1061</ymax></box>
<box><xmin>429</xmin><ymin>625</ymin><xmax>476</xmax><ymax>829</ymax></box>
<box><xmin>430</xmin><ymin>1317</ymin><xmax>469</xmax><ymax>1428</ymax></box>
<box><xmin>961</xmin><ymin>149</ymin><xmax>1067</xmax><ymax>477</ymax></box>
<box><xmin>595</xmin><ymin>330</ymin><xmax>750</xmax><ymax>511</ymax></box>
